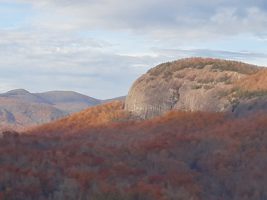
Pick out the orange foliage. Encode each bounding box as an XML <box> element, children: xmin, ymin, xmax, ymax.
<box><xmin>28</xmin><ymin>101</ymin><xmax>129</xmax><ymax>135</ymax></box>
<box><xmin>237</xmin><ymin>69</ymin><xmax>267</xmax><ymax>91</ymax></box>
<box><xmin>1</xmin><ymin>103</ymin><xmax>267</xmax><ymax>199</ymax></box>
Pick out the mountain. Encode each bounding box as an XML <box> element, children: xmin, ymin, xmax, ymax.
<box><xmin>101</xmin><ymin>96</ymin><xmax>126</xmax><ymax>104</ymax></box>
<box><xmin>35</xmin><ymin>91</ymin><xmax>101</xmax><ymax>113</ymax></box>
<box><xmin>0</xmin><ymin>95</ymin><xmax>65</xmax><ymax>131</ymax></box>
<box><xmin>0</xmin><ymin>89</ymin><xmax>123</xmax><ymax>131</ymax></box>
<box><xmin>125</xmin><ymin>57</ymin><xmax>267</xmax><ymax>119</ymax></box>
<box><xmin>2</xmin><ymin>58</ymin><xmax>267</xmax><ymax>199</ymax></box>
<box><xmin>3</xmin><ymin>101</ymin><xmax>267</xmax><ymax>200</ymax></box>
<box><xmin>0</xmin><ymin>89</ymin><xmax>51</xmax><ymax>104</ymax></box>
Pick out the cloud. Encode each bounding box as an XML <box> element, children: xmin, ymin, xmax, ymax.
<box><xmin>9</xmin><ymin>0</ymin><xmax>267</xmax><ymax>41</ymax></box>
<box><xmin>152</xmin><ymin>48</ymin><xmax>267</xmax><ymax>66</ymax></box>
<box><xmin>0</xmin><ymin>27</ymin><xmax>164</xmax><ymax>98</ymax></box>
<box><xmin>0</xmin><ymin>0</ymin><xmax>267</xmax><ymax>98</ymax></box>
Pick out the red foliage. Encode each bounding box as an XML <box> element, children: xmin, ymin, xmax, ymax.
<box><xmin>1</xmin><ymin>103</ymin><xmax>267</xmax><ymax>199</ymax></box>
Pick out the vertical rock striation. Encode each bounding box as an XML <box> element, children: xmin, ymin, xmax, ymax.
<box><xmin>125</xmin><ymin>58</ymin><xmax>267</xmax><ymax>119</ymax></box>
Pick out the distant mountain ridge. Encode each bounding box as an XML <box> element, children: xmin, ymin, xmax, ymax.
<box><xmin>0</xmin><ymin>89</ymin><xmax>125</xmax><ymax>131</ymax></box>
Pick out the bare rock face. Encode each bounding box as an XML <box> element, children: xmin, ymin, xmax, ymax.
<box><xmin>125</xmin><ymin>58</ymin><xmax>267</xmax><ymax>119</ymax></box>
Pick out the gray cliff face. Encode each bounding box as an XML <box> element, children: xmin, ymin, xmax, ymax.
<box><xmin>125</xmin><ymin>58</ymin><xmax>267</xmax><ymax>119</ymax></box>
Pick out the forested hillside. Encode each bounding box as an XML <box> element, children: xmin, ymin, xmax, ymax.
<box><xmin>1</xmin><ymin>102</ymin><xmax>267</xmax><ymax>200</ymax></box>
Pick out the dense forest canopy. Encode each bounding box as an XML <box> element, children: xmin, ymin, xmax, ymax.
<box><xmin>1</xmin><ymin>102</ymin><xmax>267</xmax><ymax>200</ymax></box>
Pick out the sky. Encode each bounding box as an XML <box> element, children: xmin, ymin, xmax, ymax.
<box><xmin>0</xmin><ymin>0</ymin><xmax>267</xmax><ymax>99</ymax></box>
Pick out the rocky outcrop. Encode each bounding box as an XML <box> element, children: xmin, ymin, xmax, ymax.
<box><xmin>125</xmin><ymin>58</ymin><xmax>267</xmax><ymax>119</ymax></box>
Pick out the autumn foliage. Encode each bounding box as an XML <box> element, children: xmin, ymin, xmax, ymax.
<box><xmin>1</xmin><ymin>102</ymin><xmax>267</xmax><ymax>199</ymax></box>
<box><xmin>28</xmin><ymin>101</ymin><xmax>129</xmax><ymax>136</ymax></box>
<box><xmin>236</xmin><ymin>69</ymin><xmax>267</xmax><ymax>91</ymax></box>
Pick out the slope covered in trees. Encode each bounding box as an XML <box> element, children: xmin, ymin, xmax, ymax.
<box><xmin>28</xmin><ymin>101</ymin><xmax>129</xmax><ymax>136</ymax></box>
<box><xmin>1</xmin><ymin>101</ymin><xmax>267</xmax><ymax>200</ymax></box>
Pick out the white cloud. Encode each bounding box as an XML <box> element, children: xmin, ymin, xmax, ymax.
<box><xmin>0</xmin><ymin>27</ymin><xmax>165</xmax><ymax>98</ymax></box>
<box><xmin>8</xmin><ymin>0</ymin><xmax>267</xmax><ymax>40</ymax></box>
<box><xmin>152</xmin><ymin>48</ymin><xmax>267</xmax><ymax>66</ymax></box>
